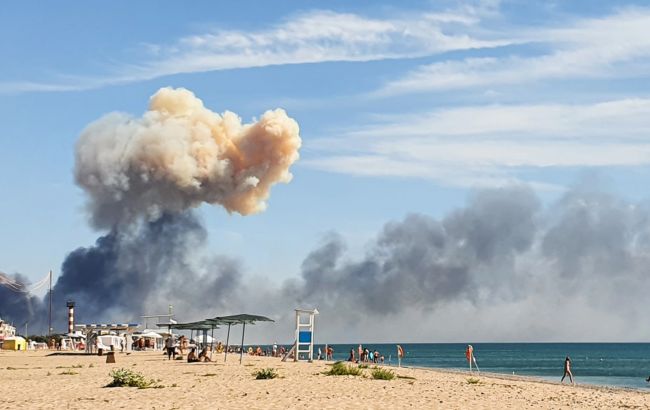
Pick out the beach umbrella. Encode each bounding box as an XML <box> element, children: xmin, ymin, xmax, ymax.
<box><xmin>206</xmin><ymin>314</ymin><xmax>274</xmax><ymax>364</ymax></box>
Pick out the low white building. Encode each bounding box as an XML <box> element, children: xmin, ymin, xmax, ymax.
<box><xmin>0</xmin><ymin>317</ymin><xmax>17</xmax><ymax>344</ymax></box>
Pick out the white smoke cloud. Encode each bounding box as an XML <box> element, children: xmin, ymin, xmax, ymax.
<box><xmin>75</xmin><ymin>87</ymin><xmax>301</xmax><ymax>228</ymax></box>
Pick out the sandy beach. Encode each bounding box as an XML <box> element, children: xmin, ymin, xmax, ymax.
<box><xmin>1</xmin><ymin>350</ymin><xmax>648</xmax><ymax>409</ymax></box>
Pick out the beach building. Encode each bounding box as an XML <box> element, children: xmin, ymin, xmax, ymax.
<box><xmin>0</xmin><ymin>317</ymin><xmax>16</xmax><ymax>347</ymax></box>
<box><xmin>2</xmin><ymin>336</ymin><xmax>26</xmax><ymax>351</ymax></box>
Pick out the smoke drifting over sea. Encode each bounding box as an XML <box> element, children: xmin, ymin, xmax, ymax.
<box><xmin>276</xmin><ymin>185</ymin><xmax>650</xmax><ymax>342</ymax></box>
<box><xmin>2</xmin><ymin>183</ymin><xmax>650</xmax><ymax>341</ymax></box>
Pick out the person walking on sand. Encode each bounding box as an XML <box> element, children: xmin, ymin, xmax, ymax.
<box><xmin>561</xmin><ymin>356</ymin><xmax>574</xmax><ymax>384</ymax></box>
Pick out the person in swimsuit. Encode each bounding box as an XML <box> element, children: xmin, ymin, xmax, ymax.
<box><xmin>561</xmin><ymin>356</ymin><xmax>574</xmax><ymax>384</ymax></box>
<box><xmin>187</xmin><ymin>347</ymin><xmax>199</xmax><ymax>363</ymax></box>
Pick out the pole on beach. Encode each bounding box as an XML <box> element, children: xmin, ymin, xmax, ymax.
<box><xmin>210</xmin><ymin>325</ymin><xmax>215</xmax><ymax>360</ymax></box>
<box><xmin>224</xmin><ymin>323</ymin><xmax>231</xmax><ymax>362</ymax></box>
<box><xmin>48</xmin><ymin>270</ymin><xmax>52</xmax><ymax>335</ymax></box>
<box><xmin>239</xmin><ymin>322</ymin><xmax>246</xmax><ymax>364</ymax></box>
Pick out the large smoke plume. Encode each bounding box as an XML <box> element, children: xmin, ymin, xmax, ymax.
<box><xmin>76</xmin><ymin>87</ymin><xmax>301</xmax><ymax>228</ymax></box>
<box><xmin>3</xmin><ymin>183</ymin><xmax>650</xmax><ymax>341</ymax></box>
<box><xmin>2</xmin><ymin>88</ymin><xmax>649</xmax><ymax>341</ymax></box>
<box><xmin>269</xmin><ymin>185</ymin><xmax>650</xmax><ymax>342</ymax></box>
<box><xmin>0</xmin><ymin>87</ymin><xmax>301</xmax><ymax>332</ymax></box>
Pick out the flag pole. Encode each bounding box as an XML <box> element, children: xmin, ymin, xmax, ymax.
<box><xmin>48</xmin><ymin>270</ymin><xmax>52</xmax><ymax>335</ymax></box>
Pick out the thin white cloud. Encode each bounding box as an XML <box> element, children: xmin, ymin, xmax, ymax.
<box><xmin>305</xmin><ymin>98</ymin><xmax>650</xmax><ymax>187</ymax></box>
<box><xmin>0</xmin><ymin>8</ymin><xmax>511</xmax><ymax>94</ymax></box>
<box><xmin>378</xmin><ymin>8</ymin><xmax>650</xmax><ymax>95</ymax></box>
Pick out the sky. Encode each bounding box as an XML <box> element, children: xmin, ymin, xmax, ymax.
<box><xmin>2</xmin><ymin>1</ymin><xmax>650</xmax><ymax>342</ymax></box>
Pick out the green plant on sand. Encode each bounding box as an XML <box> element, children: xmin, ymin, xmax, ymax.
<box><xmin>105</xmin><ymin>368</ymin><xmax>162</xmax><ymax>389</ymax></box>
<box><xmin>59</xmin><ymin>369</ymin><xmax>78</xmax><ymax>375</ymax></box>
<box><xmin>325</xmin><ymin>361</ymin><xmax>363</xmax><ymax>376</ymax></box>
<box><xmin>254</xmin><ymin>368</ymin><xmax>279</xmax><ymax>380</ymax></box>
<box><xmin>467</xmin><ymin>377</ymin><xmax>480</xmax><ymax>384</ymax></box>
<box><xmin>370</xmin><ymin>367</ymin><xmax>395</xmax><ymax>380</ymax></box>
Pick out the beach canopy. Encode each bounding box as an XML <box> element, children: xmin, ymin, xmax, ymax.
<box><xmin>158</xmin><ymin>320</ymin><xmax>218</xmax><ymax>331</ymax></box>
<box><xmin>158</xmin><ymin>320</ymin><xmax>224</xmax><ymax>352</ymax></box>
<box><xmin>205</xmin><ymin>314</ymin><xmax>274</xmax><ymax>325</ymax></box>
<box><xmin>140</xmin><ymin>331</ymin><xmax>163</xmax><ymax>338</ymax></box>
<box><xmin>205</xmin><ymin>314</ymin><xmax>274</xmax><ymax>364</ymax></box>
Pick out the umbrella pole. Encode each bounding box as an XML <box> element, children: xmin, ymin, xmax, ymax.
<box><xmin>239</xmin><ymin>323</ymin><xmax>246</xmax><ymax>364</ymax></box>
<box><xmin>224</xmin><ymin>323</ymin><xmax>231</xmax><ymax>362</ymax></box>
<box><xmin>210</xmin><ymin>326</ymin><xmax>214</xmax><ymax>360</ymax></box>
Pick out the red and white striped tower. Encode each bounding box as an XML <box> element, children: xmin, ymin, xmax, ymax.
<box><xmin>66</xmin><ymin>300</ymin><xmax>75</xmax><ymax>334</ymax></box>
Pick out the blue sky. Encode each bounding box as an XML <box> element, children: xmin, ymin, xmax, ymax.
<box><xmin>2</xmin><ymin>0</ymin><xmax>650</xmax><ymax>289</ymax></box>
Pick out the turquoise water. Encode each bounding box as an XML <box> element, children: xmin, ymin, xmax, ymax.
<box><xmin>311</xmin><ymin>343</ymin><xmax>650</xmax><ymax>390</ymax></box>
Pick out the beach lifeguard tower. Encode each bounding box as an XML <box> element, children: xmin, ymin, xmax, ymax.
<box><xmin>293</xmin><ymin>308</ymin><xmax>318</xmax><ymax>362</ymax></box>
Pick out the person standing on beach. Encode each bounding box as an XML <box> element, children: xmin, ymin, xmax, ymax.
<box><xmin>348</xmin><ymin>348</ymin><xmax>355</xmax><ymax>362</ymax></box>
<box><xmin>561</xmin><ymin>356</ymin><xmax>574</xmax><ymax>384</ymax></box>
<box><xmin>164</xmin><ymin>336</ymin><xmax>175</xmax><ymax>360</ymax></box>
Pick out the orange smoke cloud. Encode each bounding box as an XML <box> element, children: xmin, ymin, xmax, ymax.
<box><xmin>75</xmin><ymin>87</ymin><xmax>301</xmax><ymax>228</ymax></box>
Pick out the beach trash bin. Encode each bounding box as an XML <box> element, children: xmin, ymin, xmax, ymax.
<box><xmin>106</xmin><ymin>352</ymin><xmax>116</xmax><ymax>364</ymax></box>
<box><xmin>98</xmin><ymin>348</ymin><xmax>103</xmax><ymax>356</ymax></box>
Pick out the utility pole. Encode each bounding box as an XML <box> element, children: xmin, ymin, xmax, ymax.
<box><xmin>48</xmin><ymin>270</ymin><xmax>52</xmax><ymax>336</ymax></box>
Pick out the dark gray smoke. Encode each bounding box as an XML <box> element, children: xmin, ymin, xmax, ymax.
<box><xmin>54</xmin><ymin>212</ymin><xmax>241</xmax><ymax>324</ymax></box>
<box><xmin>287</xmin><ymin>186</ymin><xmax>540</xmax><ymax>315</ymax></box>
<box><xmin>0</xmin><ymin>213</ymin><xmax>241</xmax><ymax>333</ymax></box>
<box><xmin>0</xmin><ymin>273</ymin><xmax>43</xmax><ymax>331</ymax></box>
<box><xmin>3</xmin><ymin>185</ymin><xmax>650</xmax><ymax>341</ymax></box>
<box><xmin>249</xmin><ymin>185</ymin><xmax>649</xmax><ymax>342</ymax></box>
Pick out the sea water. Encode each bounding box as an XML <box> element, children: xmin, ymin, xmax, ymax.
<box><xmin>311</xmin><ymin>343</ymin><xmax>650</xmax><ymax>390</ymax></box>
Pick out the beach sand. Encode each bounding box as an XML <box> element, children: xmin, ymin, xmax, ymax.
<box><xmin>1</xmin><ymin>350</ymin><xmax>648</xmax><ymax>409</ymax></box>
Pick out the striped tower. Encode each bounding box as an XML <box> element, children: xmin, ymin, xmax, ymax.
<box><xmin>66</xmin><ymin>300</ymin><xmax>75</xmax><ymax>334</ymax></box>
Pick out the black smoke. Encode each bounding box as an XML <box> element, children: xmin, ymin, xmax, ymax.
<box><xmin>263</xmin><ymin>185</ymin><xmax>650</xmax><ymax>341</ymax></box>
<box><xmin>286</xmin><ymin>187</ymin><xmax>540</xmax><ymax>316</ymax></box>
<box><xmin>1</xmin><ymin>212</ymin><xmax>241</xmax><ymax>333</ymax></box>
<box><xmin>3</xmin><ymin>185</ymin><xmax>650</xmax><ymax>341</ymax></box>
<box><xmin>0</xmin><ymin>273</ymin><xmax>43</xmax><ymax>331</ymax></box>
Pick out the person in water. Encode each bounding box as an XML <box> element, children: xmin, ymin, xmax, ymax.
<box><xmin>561</xmin><ymin>356</ymin><xmax>574</xmax><ymax>384</ymax></box>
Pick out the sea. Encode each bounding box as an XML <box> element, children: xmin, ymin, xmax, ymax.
<box><xmin>303</xmin><ymin>343</ymin><xmax>650</xmax><ymax>390</ymax></box>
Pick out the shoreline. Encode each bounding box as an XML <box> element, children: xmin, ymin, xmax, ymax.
<box><xmin>399</xmin><ymin>364</ymin><xmax>649</xmax><ymax>393</ymax></box>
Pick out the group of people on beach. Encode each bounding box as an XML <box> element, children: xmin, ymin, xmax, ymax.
<box><xmin>348</xmin><ymin>345</ymin><xmax>385</xmax><ymax>364</ymax></box>
<box><xmin>187</xmin><ymin>346</ymin><xmax>212</xmax><ymax>363</ymax></box>
<box><xmin>163</xmin><ymin>335</ymin><xmax>213</xmax><ymax>363</ymax></box>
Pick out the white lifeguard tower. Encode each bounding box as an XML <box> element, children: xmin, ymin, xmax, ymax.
<box><xmin>293</xmin><ymin>308</ymin><xmax>318</xmax><ymax>362</ymax></box>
